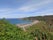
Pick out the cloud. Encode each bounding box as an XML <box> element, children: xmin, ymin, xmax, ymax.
<box><xmin>0</xmin><ymin>0</ymin><xmax>53</xmax><ymax>18</ymax></box>
<box><xmin>18</xmin><ymin>0</ymin><xmax>51</xmax><ymax>12</ymax></box>
<box><xmin>32</xmin><ymin>8</ymin><xmax>53</xmax><ymax>16</ymax></box>
<box><xmin>0</xmin><ymin>0</ymin><xmax>52</xmax><ymax>13</ymax></box>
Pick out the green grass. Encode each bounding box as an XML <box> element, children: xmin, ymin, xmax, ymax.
<box><xmin>0</xmin><ymin>19</ymin><xmax>53</xmax><ymax>40</ymax></box>
<box><xmin>26</xmin><ymin>21</ymin><xmax>47</xmax><ymax>31</ymax></box>
<box><xmin>26</xmin><ymin>21</ymin><xmax>53</xmax><ymax>40</ymax></box>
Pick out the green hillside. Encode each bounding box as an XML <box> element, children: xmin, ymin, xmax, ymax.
<box><xmin>0</xmin><ymin>15</ymin><xmax>53</xmax><ymax>40</ymax></box>
<box><xmin>26</xmin><ymin>21</ymin><xmax>53</xmax><ymax>40</ymax></box>
<box><xmin>0</xmin><ymin>19</ymin><xmax>33</xmax><ymax>40</ymax></box>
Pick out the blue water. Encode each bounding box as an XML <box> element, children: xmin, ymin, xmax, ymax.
<box><xmin>6</xmin><ymin>18</ymin><xmax>32</xmax><ymax>24</ymax></box>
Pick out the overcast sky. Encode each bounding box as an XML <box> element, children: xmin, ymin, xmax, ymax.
<box><xmin>0</xmin><ymin>0</ymin><xmax>53</xmax><ymax>18</ymax></box>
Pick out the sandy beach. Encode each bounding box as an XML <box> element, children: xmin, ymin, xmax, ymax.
<box><xmin>16</xmin><ymin>20</ymin><xmax>39</xmax><ymax>30</ymax></box>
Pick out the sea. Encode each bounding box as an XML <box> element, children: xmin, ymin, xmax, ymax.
<box><xmin>5</xmin><ymin>18</ymin><xmax>32</xmax><ymax>24</ymax></box>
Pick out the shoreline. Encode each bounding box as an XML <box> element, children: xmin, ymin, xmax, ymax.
<box><xmin>16</xmin><ymin>20</ymin><xmax>39</xmax><ymax>30</ymax></box>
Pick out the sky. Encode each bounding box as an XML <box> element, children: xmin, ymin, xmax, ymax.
<box><xmin>0</xmin><ymin>0</ymin><xmax>53</xmax><ymax>18</ymax></box>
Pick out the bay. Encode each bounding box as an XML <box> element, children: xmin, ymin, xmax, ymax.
<box><xmin>6</xmin><ymin>18</ymin><xmax>31</xmax><ymax>24</ymax></box>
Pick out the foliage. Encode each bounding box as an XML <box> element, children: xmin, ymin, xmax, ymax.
<box><xmin>0</xmin><ymin>19</ymin><xmax>33</xmax><ymax>40</ymax></box>
<box><xmin>0</xmin><ymin>18</ymin><xmax>53</xmax><ymax>40</ymax></box>
<box><xmin>27</xmin><ymin>21</ymin><xmax>53</xmax><ymax>40</ymax></box>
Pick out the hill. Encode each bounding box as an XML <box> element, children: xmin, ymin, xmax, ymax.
<box><xmin>0</xmin><ymin>19</ymin><xmax>34</xmax><ymax>40</ymax></box>
<box><xmin>22</xmin><ymin>15</ymin><xmax>53</xmax><ymax>40</ymax></box>
<box><xmin>23</xmin><ymin>15</ymin><xmax>53</xmax><ymax>26</ymax></box>
<box><xmin>0</xmin><ymin>15</ymin><xmax>53</xmax><ymax>40</ymax></box>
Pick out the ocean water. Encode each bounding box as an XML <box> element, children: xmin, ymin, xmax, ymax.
<box><xmin>6</xmin><ymin>18</ymin><xmax>32</xmax><ymax>24</ymax></box>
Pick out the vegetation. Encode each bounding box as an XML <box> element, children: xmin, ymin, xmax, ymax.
<box><xmin>26</xmin><ymin>21</ymin><xmax>52</xmax><ymax>40</ymax></box>
<box><xmin>22</xmin><ymin>15</ymin><xmax>53</xmax><ymax>40</ymax></box>
<box><xmin>23</xmin><ymin>15</ymin><xmax>53</xmax><ymax>24</ymax></box>
<box><xmin>0</xmin><ymin>15</ymin><xmax>53</xmax><ymax>40</ymax></box>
